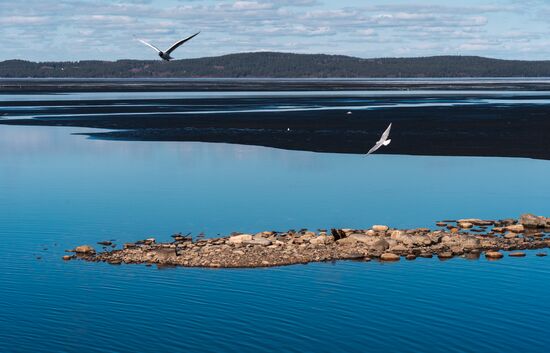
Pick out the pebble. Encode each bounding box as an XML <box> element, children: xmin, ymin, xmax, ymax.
<box><xmin>74</xmin><ymin>245</ymin><xmax>95</xmax><ymax>254</ymax></box>
<box><xmin>509</xmin><ymin>252</ymin><xmax>526</xmax><ymax>257</ymax></box>
<box><xmin>62</xmin><ymin>255</ymin><xmax>71</xmax><ymax>261</ymax></box>
<box><xmin>372</xmin><ymin>225</ymin><xmax>389</xmax><ymax>232</ymax></box>
<box><xmin>405</xmin><ymin>254</ymin><xmax>417</xmax><ymax>260</ymax></box>
<box><xmin>536</xmin><ymin>253</ymin><xmax>547</xmax><ymax>257</ymax></box>
<box><xmin>485</xmin><ymin>251</ymin><xmax>503</xmax><ymax>259</ymax></box>
<box><xmin>380</xmin><ymin>253</ymin><xmax>400</xmax><ymax>261</ymax></box>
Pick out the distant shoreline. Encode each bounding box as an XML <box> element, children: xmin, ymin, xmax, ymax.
<box><xmin>2</xmin><ymin>53</ymin><xmax>550</xmax><ymax>79</ymax></box>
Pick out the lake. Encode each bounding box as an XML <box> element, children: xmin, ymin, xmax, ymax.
<box><xmin>1</xmin><ymin>90</ymin><xmax>549</xmax><ymax>352</ymax></box>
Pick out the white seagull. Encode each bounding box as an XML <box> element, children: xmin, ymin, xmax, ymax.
<box><xmin>137</xmin><ymin>32</ymin><xmax>200</xmax><ymax>61</ymax></box>
<box><xmin>366</xmin><ymin>123</ymin><xmax>392</xmax><ymax>155</ymax></box>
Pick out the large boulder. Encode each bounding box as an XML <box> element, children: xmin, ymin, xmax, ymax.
<box><xmin>520</xmin><ymin>214</ymin><xmax>549</xmax><ymax>228</ymax></box>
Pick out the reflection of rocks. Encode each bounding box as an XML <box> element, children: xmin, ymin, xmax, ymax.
<box><xmin>69</xmin><ymin>214</ymin><xmax>550</xmax><ymax>268</ymax></box>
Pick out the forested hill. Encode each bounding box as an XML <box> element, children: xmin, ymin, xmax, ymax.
<box><xmin>2</xmin><ymin>52</ymin><xmax>550</xmax><ymax>78</ymax></box>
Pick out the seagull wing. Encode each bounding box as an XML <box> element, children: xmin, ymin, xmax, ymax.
<box><xmin>137</xmin><ymin>38</ymin><xmax>162</xmax><ymax>53</ymax></box>
<box><xmin>366</xmin><ymin>142</ymin><xmax>383</xmax><ymax>155</ymax></box>
<box><xmin>165</xmin><ymin>32</ymin><xmax>200</xmax><ymax>55</ymax></box>
<box><xmin>380</xmin><ymin>123</ymin><xmax>392</xmax><ymax>142</ymax></box>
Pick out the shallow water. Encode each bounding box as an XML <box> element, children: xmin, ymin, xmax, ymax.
<box><xmin>1</xmin><ymin>92</ymin><xmax>550</xmax><ymax>352</ymax></box>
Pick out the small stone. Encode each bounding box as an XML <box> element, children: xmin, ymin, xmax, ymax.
<box><xmin>74</xmin><ymin>245</ymin><xmax>95</xmax><ymax>254</ymax></box>
<box><xmin>228</xmin><ymin>234</ymin><xmax>253</xmax><ymax>244</ymax></box>
<box><xmin>485</xmin><ymin>251</ymin><xmax>503</xmax><ymax>259</ymax></box>
<box><xmin>380</xmin><ymin>253</ymin><xmax>400</xmax><ymax>261</ymax></box>
<box><xmin>509</xmin><ymin>252</ymin><xmax>526</xmax><ymax>257</ymax></box>
<box><xmin>97</xmin><ymin>241</ymin><xmax>112</xmax><ymax>246</ymax></box>
<box><xmin>372</xmin><ymin>225</ymin><xmax>389</xmax><ymax>232</ymax></box>
<box><xmin>419</xmin><ymin>253</ymin><xmax>433</xmax><ymax>258</ymax></box>
<box><xmin>62</xmin><ymin>255</ymin><xmax>71</xmax><ymax>261</ymax></box>
<box><xmin>436</xmin><ymin>222</ymin><xmax>447</xmax><ymax>227</ymax></box>
<box><xmin>506</xmin><ymin>224</ymin><xmax>524</xmax><ymax>233</ymax></box>
<box><xmin>503</xmin><ymin>232</ymin><xmax>517</xmax><ymax>239</ymax></box>
<box><xmin>536</xmin><ymin>253</ymin><xmax>547</xmax><ymax>257</ymax></box>
<box><xmin>405</xmin><ymin>254</ymin><xmax>417</xmax><ymax>260</ymax></box>
<box><xmin>458</xmin><ymin>222</ymin><xmax>473</xmax><ymax>229</ymax></box>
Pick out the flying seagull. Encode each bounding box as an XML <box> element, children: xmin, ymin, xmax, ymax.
<box><xmin>366</xmin><ymin>123</ymin><xmax>392</xmax><ymax>155</ymax></box>
<box><xmin>137</xmin><ymin>32</ymin><xmax>200</xmax><ymax>61</ymax></box>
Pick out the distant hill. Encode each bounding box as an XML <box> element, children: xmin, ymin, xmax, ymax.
<box><xmin>2</xmin><ymin>52</ymin><xmax>550</xmax><ymax>78</ymax></box>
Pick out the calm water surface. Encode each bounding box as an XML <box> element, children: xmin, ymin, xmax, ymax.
<box><xmin>1</xmin><ymin>91</ymin><xmax>550</xmax><ymax>352</ymax></box>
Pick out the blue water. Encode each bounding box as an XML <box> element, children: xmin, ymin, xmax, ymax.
<box><xmin>1</xmin><ymin>92</ymin><xmax>550</xmax><ymax>352</ymax></box>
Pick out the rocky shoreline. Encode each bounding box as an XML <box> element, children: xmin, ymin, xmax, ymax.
<box><xmin>65</xmin><ymin>214</ymin><xmax>550</xmax><ymax>268</ymax></box>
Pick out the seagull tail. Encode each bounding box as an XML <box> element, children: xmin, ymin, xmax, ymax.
<box><xmin>383</xmin><ymin>139</ymin><xmax>391</xmax><ymax>146</ymax></box>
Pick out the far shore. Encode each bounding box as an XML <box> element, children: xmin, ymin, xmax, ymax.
<box><xmin>65</xmin><ymin>214</ymin><xmax>550</xmax><ymax>268</ymax></box>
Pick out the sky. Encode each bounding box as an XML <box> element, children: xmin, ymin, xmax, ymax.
<box><xmin>1</xmin><ymin>0</ymin><xmax>549</xmax><ymax>62</ymax></box>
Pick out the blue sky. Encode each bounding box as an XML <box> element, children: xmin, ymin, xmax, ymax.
<box><xmin>1</xmin><ymin>0</ymin><xmax>549</xmax><ymax>61</ymax></box>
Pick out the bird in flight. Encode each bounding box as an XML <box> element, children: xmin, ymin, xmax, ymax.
<box><xmin>366</xmin><ymin>123</ymin><xmax>392</xmax><ymax>155</ymax></box>
<box><xmin>137</xmin><ymin>32</ymin><xmax>200</xmax><ymax>61</ymax></box>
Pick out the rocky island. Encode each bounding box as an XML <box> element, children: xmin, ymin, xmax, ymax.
<box><xmin>65</xmin><ymin>214</ymin><xmax>550</xmax><ymax>268</ymax></box>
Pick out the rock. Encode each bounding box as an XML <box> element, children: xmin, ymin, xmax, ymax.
<box><xmin>492</xmin><ymin>227</ymin><xmax>505</xmax><ymax>233</ymax></box>
<box><xmin>97</xmin><ymin>241</ymin><xmax>112</xmax><ymax>246</ymax></box>
<box><xmin>336</xmin><ymin>237</ymin><xmax>358</xmax><ymax>246</ymax></box>
<box><xmin>520</xmin><ymin>214</ymin><xmax>548</xmax><ymax>228</ymax></box>
<box><xmin>228</xmin><ymin>234</ymin><xmax>253</xmax><ymax>244</ymax></box>
<box><xmin>503</xmin><ymin>232</ymin><xmax>517</xmax><ymax>239</ymax></box>
<box><xmin>436</xmin><ymin>222</ymin><xmax>447</xmax><ymax>227</ymax></box>
<box><xmin>485</xmin><ymin>251</ymin><xmax>503</xmax><ymax>259</ymax></box>
<box><xmin>461</xmin><ymin>237</ymin><xmax>480</xmax><ymax>249</ymax></box>
<box><xmin>373</xmin><ymin>225</ymin><xmax>389</xmax><ymax>232</ymax></box>
<box><xmin>62</xmin><ymin>255</ymin><xmax>72</xmax><ymax>261</ymax></box>
<box><xmin>74</xmin><ymin>245</ymin><xmax>95</xmax><ymax>254</ymax></box>
<box><xmin>509</xmin><ymin>252</ymin><xmax>526</xmax><ymax>257</ymax></box>
<box><xmin>405</xmin><ymin>254</ymin><xmax>417</xmax><ymax>260</ymax></box>
<box><xmin>390</xmin><ymin>244</ymin><xmax>409</xmax><ymax>253</ymax></box>
<box><xmin>419</xmin><ymin>252</ymin><xmax>433</xmax><ymax>258</ymax></box>
<box><xmin>438</xmin><ymin>252</ymin><xmax>453</xmax><ymax>259</ymax></box>
<box><xmin>536</xmin><ymin>252</ymin><xmax>547</xmax><ymax>257</ymax></box>
<box><xmin>244</xmin><ymin>237</ymin><xmax>272</xmax><ymax>246</ymax></box>
<box><xmin>309</xmin><ymin>235</ymin><xmax>328</xmax><ymax>245</ymax></box>
<box><xmin>458</xmin><ymin>222</ymin><xmax>473</xmax><ymax>229</ymax></box>
<box><xmin>348</xmin><ymin>233</ymin><xmax>373</xmax><ymax>244</ymax></box>
<box><xmin>380</xmin><ymin>253</ymin><xmax>400</xmax><ymax>261</ymax></box>
<box><xmin>506</xmin><ymin>224</ymin><xmax>524</xmax><ymax>233</ymax></box>
<box><xmin>457</xmin><ymin>219</ymin><xmax>494</xmax><ymax>226</ymax></box>
<box><xmin>370</xmin><ymin>238</ymin><xmax>390</xmax><ymax>252</ymax></box>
